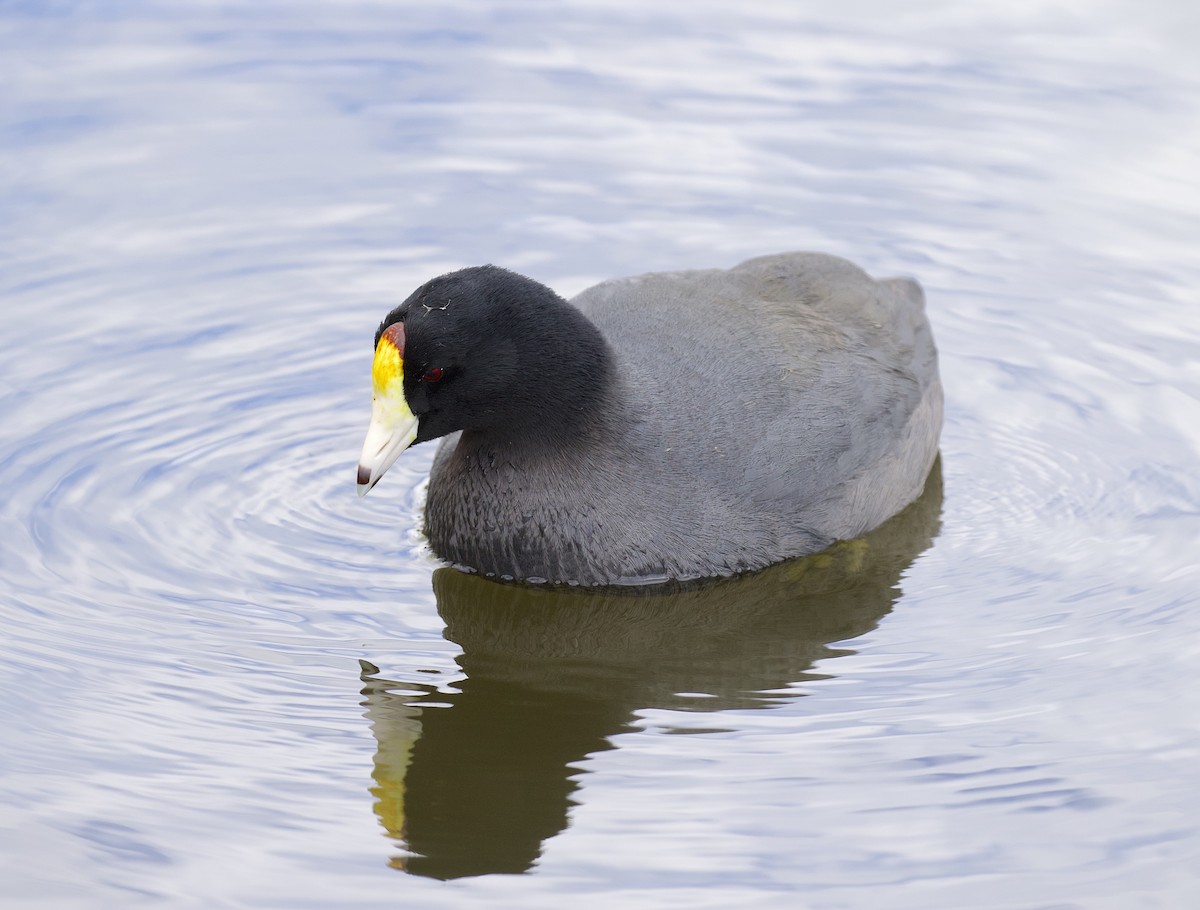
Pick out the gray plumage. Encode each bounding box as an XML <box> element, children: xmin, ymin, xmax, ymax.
<box><xmin>410</xmin><ymin>251</ymin><xmax>942</xmax><ymax>585</ymax></box>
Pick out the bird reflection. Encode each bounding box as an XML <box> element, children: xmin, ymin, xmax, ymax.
<box><xmin>362</xmin><ymin>460</ymin><xmax>943</xmax><ymax>879</ymax></box>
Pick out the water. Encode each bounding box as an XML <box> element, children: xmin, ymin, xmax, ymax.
<box><xmin>2</xmin><ymin>2</ymin><xmax>1198</xmax><ymax>907</ymax></box>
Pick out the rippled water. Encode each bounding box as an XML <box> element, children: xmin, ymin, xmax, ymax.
<box><xmin>2</xmin><ymin>2</ymin><xmax>1199</xmax><ymax>907</ymax></box>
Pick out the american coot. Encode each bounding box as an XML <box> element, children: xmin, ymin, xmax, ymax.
<box><xmin>358</xmin><ymin>252</ymin><xmax>942</xmax><ymax>586</ymax></box>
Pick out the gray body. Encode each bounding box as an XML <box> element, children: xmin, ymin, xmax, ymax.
<box><xmin>425</xmin><ymin>252</ymin><xmax>942</xmax><ymax>585</ymax></box>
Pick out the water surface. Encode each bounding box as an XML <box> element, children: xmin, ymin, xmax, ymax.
<box><xmin>2</xmin><ymin>2</ymin><xmax>1198</xmax><ymax>907</ymax></box>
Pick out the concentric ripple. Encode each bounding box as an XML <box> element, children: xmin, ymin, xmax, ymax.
<box><xmin>1</xmin><ymin>260</ymin><xmax>447</xmax><ymax>662</ymax></box>
<box><xmin>933</xmin><ymin>297</ymin><xmax>1200</xmax><ymax>570</ymax></box>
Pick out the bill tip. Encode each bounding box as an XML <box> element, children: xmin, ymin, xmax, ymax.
<box><xmin>357</xmin><ymin>464</ymin><xmax>374</xmax><ymax>496</ymax></box>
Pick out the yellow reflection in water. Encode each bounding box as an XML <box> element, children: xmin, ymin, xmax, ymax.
<box><xmin>362</xmin><ymin>460</ymin><xmax>943</xmax><ymax>879</ymax></box>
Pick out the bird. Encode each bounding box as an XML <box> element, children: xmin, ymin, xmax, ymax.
<box><xmin>357</xmin><ymin>251</ymin><xmax>942</xmax><ymax>586</ymax></box>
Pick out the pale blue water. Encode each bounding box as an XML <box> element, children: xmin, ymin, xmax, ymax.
<box><xmin>2</xmin><ymin>2</ymin><xmax>1199</xmax><ymax>907</ymax></box>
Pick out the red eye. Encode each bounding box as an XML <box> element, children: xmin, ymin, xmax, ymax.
<box><xmin>422</xmin><ymin>366</ymin><xmax>444</xmax><ymax>383</ymax></box>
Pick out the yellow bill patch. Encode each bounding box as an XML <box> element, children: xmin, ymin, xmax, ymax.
<box><xmin>372</xmin><ymin>331</ymin><xmax>404</xmax><ymax>397</ymax></box>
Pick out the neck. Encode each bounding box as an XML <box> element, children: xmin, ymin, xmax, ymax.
<box><xmin>460</xmin><ymin>374</ymin><xmax>623</xmax><ymax>461</ymax></box>
<box><xmin>482</xmin><ymin>291</ymin><xmax>618</xmax><ymax>447</ymax></box>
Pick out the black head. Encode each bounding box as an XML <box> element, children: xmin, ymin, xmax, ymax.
<box><xmin>374</xmin><ymin>265</ymin><xmax>613</xmax><ymax>446</ymax></box>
